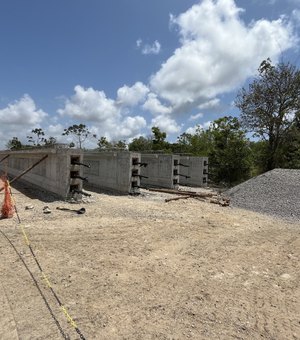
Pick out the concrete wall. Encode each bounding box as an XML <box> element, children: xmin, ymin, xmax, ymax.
<box><xmin>83</xmin><ymin>151</ymin><xmax>141</xmax><ymax>194</ymax></box>
<box><xmin>140</xmin><ymin>154</ymin><xmax>180</xmax><ymax>189</ymax></box>
<box><xmin>179</xmin><ymin>156</ymin><xmax>208</xmax><ymax>187</ymax></box>
<box><xmin>0</xmin><ymin>147</ymin><xmax>84</xmax><ymax>199</ymax></box>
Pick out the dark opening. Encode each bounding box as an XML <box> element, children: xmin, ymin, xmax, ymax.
<box><xmin>132</xmin><ymin>157</ymin><xmax>139</xmax><ymax>165</ymax></box>
<box><xmin>203</xmin><ymin>160</ymin><xmax>208</xmax><ymax>166</ymax></box>
<box><xmin>70</xmin><ymin>171</ymin><xmax>79</xmax><ymax>178</ymax></box>
<box><xmin>173</xmin><ymin>169</ymin><xmax>178</xmax><ymax>175</ymax></box>
<box><xmin>132</xmin><ymin>169</ymin><xmax>139</xmax><ymax>177</ymax></box>
<box><xmin>71</xmin><ymin>156</ymin><xmax>80</xmax><ymax>164</ymax></box>
<box><xmin>131</xmin><ymin>180</ymin><xmax>138</xmax><ymax>188</ymax></box>
<box><xmin>70</xmin><ymin>184</ymin><xmax>79</xmax><ymax>192</ymax></box>
<box><xmin>173</xmin><ymin>179</ymin><xmax>178</xmax><ymax>185</ymax></box>
<box><xmin>173</xmin><ymin>159</ymin><xmax>178</xmax><ymax>166</ymax></box>
<box><xmin>203</xmin><ymin>169</ymin><xmax>207</xmax><ymax>174</ymax></box>
<box><xmin>203</xmin><ymin>177</ymin><xmax>207</xmax><ymax>183</ymax></box>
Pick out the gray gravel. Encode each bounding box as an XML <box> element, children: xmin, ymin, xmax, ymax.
<box><xmin>226</xmin><ymin>168</ymin><xmax>300</xmax><ymax>222</ymax></box>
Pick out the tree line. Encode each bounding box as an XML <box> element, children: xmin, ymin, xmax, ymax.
<box><xmin>6</xmin><ymin>59</ymin><xmax>300</xmax><ymax>186</ymax></box>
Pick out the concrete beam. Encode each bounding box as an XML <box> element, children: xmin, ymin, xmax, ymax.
<box><xmin>140</xmin><ymin>154</ymin><xmax>180</xmax><ymax>189</ymax></box>
<box><xmin>83</xmin><ymin>151</ymin><xmax>141</xmax><ymax>194</ymax></box>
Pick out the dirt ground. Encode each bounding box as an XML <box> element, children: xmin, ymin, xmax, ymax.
<box><xmin>0</xmin><ymin>182</ymin><xmax>299</xmax><ymax>340</ymax></box>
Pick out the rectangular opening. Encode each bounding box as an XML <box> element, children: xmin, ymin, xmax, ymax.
<box><xmin>132</xmin><ymin>157</ymin><xmax>139</xmax><ymax>165</ymax></box>
<box><xmin>203</xmin><ymin>169</ymin><xmax>207</xmax><ymax>174</ymax></box>
<box><xmin>132</xmin><ymin>169</ymin><xmax>139</xmax><ymax>177</ymax></box>
<box><xmin>203</xmin><ymin>160</ymin><xmax>208</xmax><ymax>166</ymax></box>
<box><xmin>71</xmin><ymin>156</ymin><xmax>80</xmax><ymax>165</ymax></box>
<box><xmin>69</xmin><ymin>184</ymin><xmax>79</xmax><ymax>192</ymax></box>
<box><xmin>173</xmin><ymin>169</ymin><xmax>178</xmax><ymax>175</ymax></box>
<box><xmin>173</xmin><ymin>179</ymin><xmax>178</xmax><ymax>185</ymax></box>
<box><xmin>131</xmin><ymin>180</ymin><xmax>138</xmax><ymax>188</ymax></box>
<box><xmin>70</xmin><ymin>171</ymin><xmax>79</xmax><ymax>178</ymax></box>
<box><xmin>173</xmin><ymin>159</ymin><xmax>178</xmax><ymax>166</ymax></box>
<box><xmin>203</xmin><ymin>177</ymin><xmax>207</xmax><ymax>183</ymax></box>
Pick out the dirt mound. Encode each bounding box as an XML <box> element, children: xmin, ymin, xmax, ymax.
<box><xmin>226</xmin><ymin>168</ymin><xmax>300</xmax><ymax>222</ymax></box>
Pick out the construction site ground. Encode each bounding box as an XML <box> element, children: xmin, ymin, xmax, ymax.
<box><xmin>0</xmin><ymin>183</ymin><xmax>299</xmax><ymax>340</ymax></box>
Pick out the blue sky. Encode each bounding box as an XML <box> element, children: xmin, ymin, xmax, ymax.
<box><xmin>0</xmin><ymin>0</ymin><xmax>299</xmax><ymax>148</ymax></box>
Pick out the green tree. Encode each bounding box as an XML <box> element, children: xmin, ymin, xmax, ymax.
<box><xmin>207</xmin><ymin>116</ymin><xmax>252</xmax><ymax>185</ymax></box>
<box><xmin>151</xmin><ymin>126</ymin><xmax>170</xmax><ymax>152</ymax></box>
<box><xmin>174</xmin><ymin>127</ymin><xmax>211</xmax><ymax>155</ymax></box>
<box><xmin>27</xmin><ymin>128</ymin><xmax>46</xmax><ymax>146</ymax></box>
<box><xmin>236</xmin><ymin>59</ymin><xmax>300</xmax><ymax>171</ymax></box>
<box><xmin>128</xmin><ymin>136</ymin><xmax>153</xmax><ymax>152</ymax></box>
<box><xmin>97</xmin><ymin>136</ymin><xmax>112</xmax><ymax>150</ymax></box>
<box><xmin>62</xmin><ymin>124</ymin><xmax>96</xmax><ymax>149</ymax></box>
<box><xmin>98</xmin><ymin>137</ymin><xmax>127</xmax><ymax>150</ymax></box>
<box><xmin>277</xmin><ymin>113</ymin><xmax>300</xmax><ymax>168</ymax></box>
<box><xmin>44</xmin><ymin>136</ymin><xmax>57</xmax><ymax>146</ymax></box>
<box><xmin>113</xmin><ymin>140</ymin><xmax>127</xmax><ymax>150</ymax></box>
<box><xmin>6</xmin><ymin>137</ymin><xmax>23</xmax><ymax>150</ymax></box>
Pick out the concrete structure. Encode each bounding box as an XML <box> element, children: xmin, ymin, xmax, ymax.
<box><xmin>179</xmin><ymin>156</ymin><xmax>208</xmax><ymax>187</ymax></box>
<box><xmin>83</xmin><ymin>151</ymin><xmax>141</xmax><ymax>194</ymax></box>
<box><xmin>140</xmin><ymin>154</ymin><xmax>180</xmax><ymax>189</ymax></box>
<box><xmin>0</xmin><ymin>146</ymin><xmax>84</xmax><ymax>199</ymax></box>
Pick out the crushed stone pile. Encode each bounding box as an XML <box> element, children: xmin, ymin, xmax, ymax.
<box><xmin>226</xmin><ymin>168</ymin><xmax>300</xmax><ymax>222</ymax></box>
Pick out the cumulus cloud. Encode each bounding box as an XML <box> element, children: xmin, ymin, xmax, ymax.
<box><xmin>150</xmin><ymin>0</ymin><xmax>297</xmax><ymax>111</ymax></box>
<box><xmin>0</xmin><ymin>95</ymin><xmax>48</xmax><ymax>148</ymax></box>
<box><xmin>189</xmin><ymin>112</ymin><xmax>204</xmax><ymax>121</ymax></box>
<box><xmin>136</xmin><ymin>39</ymin><xmax>161</xmax><ymax>55</ymax></box>
<box><xmin>58</xmin><ymin>85</ymin><xmax>119</xmax><ymax>122</ymax></box>
<box><xmin>116</xmin><ymin>82</ymin><xmax>149</xmax><ymax>107</ymax></box>
<box><xmin>0</xmin><ymin>94</ymin><xmax>47</xmax><ymax>125</ymax></box>
<box><xmin>151</xmin><ymin>114</ymin><xmax>181</xmax><ymax>134</ymax></box>
<box><xmin>143</xmin><ymin>93</ymin><xmax>172</xmax><ymax>115</ymax></box>
<box><xmin>58</xmin><ymin>85</ymin><xmax>147</xmax><ymax>142</ymax></box>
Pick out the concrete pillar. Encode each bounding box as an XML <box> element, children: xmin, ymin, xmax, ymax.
<box><xmin>179</xmin><ymin>156</ymin><xmax>208</xmax><ymax>187</ymax></box>
<box><xmin>140</xmin><ymin>154</ymin><xmax>180</xmax><ymax>189</ymax></box>
<box><xmin>83</xmin><ymin>151</ymin><xmax>141</xmax><ymax>194</ymax></box>
<box><xmin>0</xmin><ymin>146</ymin><xmax>84</xmax><ymax>199</ymax></box>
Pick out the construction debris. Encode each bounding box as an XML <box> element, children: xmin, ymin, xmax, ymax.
<box><xmin>148</xmin><ymin>187</ymin><xmax>230</xmax><ymax>206</ymax></box>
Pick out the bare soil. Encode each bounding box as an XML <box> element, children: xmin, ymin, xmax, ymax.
<box><xmin>0</xmin><ymin>183</ymin><xmax>299</xmax><ymax>340</ymax></box>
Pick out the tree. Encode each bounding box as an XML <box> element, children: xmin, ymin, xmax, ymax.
<box><xmin>97</xmin><ymin>136</ymin><xmax>112</xmax><ymax>150</ymax></box>
<box><xmin>97</xmin><ymin>137</ymin><xmax>127</xmax><ymax>150</ymax></box>
<box><xmin>62</xmin><ymin>124</ymin><xmax>96</xmax><ymax>149</ymax></box>
<box><xmin>174</xmin><ymin>127</ymin><xmax>210</xmax><ymax>155</ymax></box>
<box><xmin>151</xmin><ymin>126</ymin><xmax>170</xmax><ymax>152</ymax></box>
<box><xmin>6</xmin><ymin>137</ymin><xmax>23</xmax><ymax>150</ymax></box>
<box><xmin>236</xmin><ymin>59</ymin><xmax>300</xmax><ymax>170</ymax></box>
<box><xmin>44</xmin><ymin>136</ymin><xmax>57</xmax><ymax>146</ymax></box>
<box><xmin>207</xmin><ymin>116</ymin><xmax>252</xmax><ymax>185</ymax></box>
<box><xmin>27</xmin><ymin>128</ymin><xmax>46</xmax><ymax>146</ymax></box>
<box><xmin>113</xmin><ymin>140</ymin><xmax>127</xmax><ymax>150</ymax></box>
<box><xmin>128</xmin><ymin>136</ymin><xmax>153</xmax><ymax>152</ymax></box>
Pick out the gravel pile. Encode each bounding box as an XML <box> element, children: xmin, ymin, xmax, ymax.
<box><xmin>226</xmin><ymin>169</ymin><xmax>300</xmax><ymax>222</ymax></box>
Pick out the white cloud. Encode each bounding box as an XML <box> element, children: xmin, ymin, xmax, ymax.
<box><xmin>58</xmin><ymin>85</ymin><xmax>119</xmax><ymax>122</ymax></box>
<box><xmin>143</xmin><ymin>93</ymin><xmax>172</xmax><ymax>115</ymax></box>
<box><xmin>185</xmin><ymin>121</ymin><xmax>211</xmax><ymax>134</ymax></box>
<box><xmin>116</xmin><ymin>82</ymin><xmax>149</xmax><ymax>107</ymax></box>
<box><xmin>150</xmin><ymin>0</ymin><xmax>297</xmax><ymax>111</ymax></box>
<box><xmin>151</xmin><ymin>114</ymin><xmax>181</xmax><ymax>134</ymax></box>
<box><xmin>116</xmin><ymin>116</ymin><xmax>147</xmax><ymax>138</ymax></box>
<box><xmin>136</xmin><ymin>39</ymin><xmax>161</xmax><ymax>55</ymax></box>
<box><xmin>0</xmin><ymin>94</ymin><xmax>47</xmax><ymax>125</ymax></box>
<box><xmin>58</xmin><ymin>85</ymin><xmax>147</xmax><ymax>143</ymax></box>
<box><xmin>0</xmin><ymin>95</ymin><xmax>48</xmax><ymax>148</ymax></box>
<box><xmin>198</xmin><ymin>98</ymin><xmax>221</xmax><ymax>110</ymax></box>
<box><xmin>189</xmin><ymin>112</ymin><xmax>204</xmax><ymax>121</ymax></box>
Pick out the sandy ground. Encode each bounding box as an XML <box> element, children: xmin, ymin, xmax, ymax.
<box><xmin>0</xmin><ymin>182</ymin><xmax>299</xmax><ymax>340</ymax></box>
